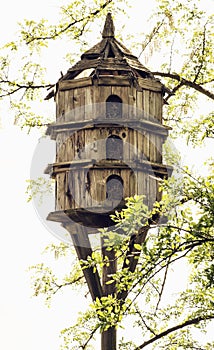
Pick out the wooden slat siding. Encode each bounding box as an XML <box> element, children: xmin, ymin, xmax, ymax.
<box><xmin>129</xmin><ymin>129</ymin><xmax>134</xmax><ymax>161</ymax></box>
<box><xmin>57</xmin><ymin>135</ymin><xmax>65</xmax><ymax>163</ymax></box>
<box><xmin>65</xmin><ymin>133</ymin><xmax>71</xmax><ymax>162</ymax></box>
<box><xmin>96</xmin><ymin>170</ymin><xmax>103</xmax><ymax>204</ymax></box>
<box><xmin>137</xmin><ymin>77</ymin><xmax>163</xmax><ymax>92</ymax></box>
<box><xmin>66</xmin><ymin>225</ymin><xmax>103</xmax><ymax>301</ymax></box>
<box><xmin>83</xmin><ymin>170</ymin><xmax>89</xmax><ymax>208</ymax></box>
<box><xmin>73</xmin><ymin>89</ymin><xmax>83</xmax><ymax>121</ymax></box>
<box><xmin>121</xmin><ymin>127</ymin><xmax>128</xmax><ymax>162</ymax></box>
<box><xmin>149</xmin><ymin>134</ymin><xmax>155</xmax><ymax>163</ymax></box>
<box><xmin>101</xmin><ymin>128</ymin><xmax>107</xmax><ymax>160</ymax></box>
<box><xmin>155</xmin><ymin>135</ymin><xmax>160</xmax><ymax>163</ymax></box>
<box><xmin>79</xmin><ymin>170</ymin><xmax>86</xmax><ymax>208</ymax></box>
<box><xmin>150</xmin><ymin>176</ymin><xmax>157</xmax><ymax>210</ymax></box>
<box><xmin>85</xmin><ymin>129</ymin><xmax>96</xmax><ymax>159</ymax></box>
<box><xmin>156</xmin><ymin>178</ymin><xmax>162</xmax><ymax>202</ymax></box>
<box><xmin>75</xmin><ymin>130</ymin><xmax>84</xmax><ymax>160</ymax></box>
<box><xmin>128</xmin><ymin>85</ymin><xmax>137</xmax><ymax>119</ymax></box>
<box><xmin>133</xmin><ymin>129</ymin><xmax>138</xmax><ymax>162</ymax></box>
<box><xmin>137</xmin><ymin>171</ymin><xmax>143</xmax><ymax>196</ymax></box>
<box><xmin>143</xmin><ymin>132</ymin><xmax>148</xmax><ymax>161</ymax></box>
<box><xmin>72</xmin><ymin>170</ymin><xmax>78</xmax><ymax>209</ymax></box>
<box><xmin>93</xmin><ymin>85</ymin><xmax>101</xmax><ymax>119</ymax></box>
<box><xmin>112</xmin><ymin>85</ymin><xmax>129</xmax><ymax>118</ymax></box>
<box><xmin>70</xmin><ymin>134</ymin><xmax>75</xmax><ymax>161</ymax></box>
<box><xmin>98</xmin><ymin>86</ymin><xmax>111</xmax><ymax>119</ymax></box>
<box><xmin>121</xmin><ymin>169</ymin><xmax>129</xmax><ymax>198</ymax></box>
<box><xmin>64</xmin><ymin>171</ymin><xmax>70</xmax><ymax>210</ymax></box>
<box><xmin>89</xmin><ymin>169</ymin><xmax>96</xmax><ymax>204</ymax></box>
<box><xmin>71</xmin><ymin>169</ymin><xmax>76</xmax><ymax>209</ymax></box>
<box><xmin>137</xmin><ymin>130</ymin><xmax>144</xmax><ymax>162</ymax></box>
<box><xmin>98</xmin><ymin>76</ymin><xmax>130</xmax><ymax>87</ymax></box>
<box><xmin>85</xmin><ymin>86</ymin><xmax>93</xmax><ymax>121</ymax></box>
<box><xmin>57</xmin><ymin>91</ymin><xmax>65</xmax><ymax>123</ymax></box>
<box><xmin>143</xmin><ymin>89</ymin><xmax>150</xmax><ymax>120</ymax></box>
<box><xmin>64</xmin><ymin>90</ymin><xmax>70</xmax><ymax>122</ymax></box>
<box><xmin>56</xmin><ymin>134</ymin><xmax>61</xmax><ymax>162</ymax></box>
<box><xmin>156</xmin><ymin>135</ymin><xmax>162</xmax><ymax>163</ymax></box>
<box><xmin>56</xmin><ymin>173</ymin><xmax>65</xmax><ymax>210</ymax></box>
<box><xmin>145</xmin><ymin>173</ymin><xmax>150</xmax><ymax>208</ymax></box>
<box><xmin>55</xmin><ymin>91</ymin><xmax>59</xmax><ymax>119</ymax></box>
<box><xmin>98</xmin><ymin>171</ymin><xmax>106</xmax><ymax>203</ymax></box>
<box><xmin>155</xmin><ymin>92</ymin><xmax>163</xmax><ymax>122</ymax></box>
<box><xmin>149</xmin><ymin>91</ymin><xmax>156</xmax><ymax>121</ymax></box>
<box><xmin>136</xmin><ymin>90</ymin><xmax>143</xmax><ymax>121</ymax></box>
<box><xmin>59</xmin><ymin>77</ymin><xmax>93</xmax><ymax>90</ymax></box>
<box><xmin>129</xmin><ymin>170</ymin><xmax>136</xmax><ymax>196</ymax></box>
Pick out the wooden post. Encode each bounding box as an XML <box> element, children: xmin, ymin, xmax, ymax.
<box><xmin>64</xmin><ymin>224</ymin><xmax>103</xmax><ymax>301</ymax></box>
<box><xmin>101</xmin><ymin>243</ymin><xmax>117</xmax><ymax>350</ymax></box>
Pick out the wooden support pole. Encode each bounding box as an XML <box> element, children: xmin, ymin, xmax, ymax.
<box><xmin>117</xmin><ymin>226</ymin><xmax>149</xmax><ymax>301</ymax></box>
<box><xmin>101</xmin><ymin>244</ymin><xmax>117</xmax><ymax>350</ymax></box>
<box><xmin>64</xmin><ymin>224</ymin><xmax>103</xmax><ymax>301</ymax></box>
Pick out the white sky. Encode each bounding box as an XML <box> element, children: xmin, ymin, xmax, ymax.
<box><xmin>0</xmin><ymin>1</ymin><xmax>213</xmax><ymax>349</ymax></box>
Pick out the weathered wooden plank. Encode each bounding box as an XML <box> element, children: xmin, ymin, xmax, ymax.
<box><xmin>85</xmin><ymin>86</ymin><xmax>93</xmax><ymax>120</ymax></box>
<box><xmin>128</xmin><ymin>92</ymin><xmax>137</xmax><ymax>119</ymax></box>
<box><xmin>133</xmin><ymin>129</ymin><xmax>138</xmax><ymax>161</ymax></box>
<box><xmin>59</xmin><ymin>77</ymin><xmax>93</xmax><ymax>90</ymax></box>
<box><xmin>65</xmin><ymin>225</ymin><xmax>103</xmax><ymax>301</ymax></box>
<box><xmin>136</xmin><ymin>90</ymin><xmax>143</xmax><ymax>120</ymax></box>
<box><xmin>72</xmin><ymin>89</ymin><xmax>84</xmax><ymax>121</ymax></box>
<box><xmin>64</xmin><ymin>89</ymin><xmax>74</xmax><ymax>122</ymax></box>
<box><xmin>56</xmin><ymin>173</ymin><xmax>65</xmax><ymax>210</ymax></box>
<box><xmin>92</xmin><ymin>85</ymin><xmax>101</xmax><ymax>119</ymax></box>
<box><xmin>149</xmin><ymin>91</ymin><xmax>156</xmax><ymax>120</ymax></box>
<box><xmin>149</xmin><ymin>133</ymin><xmax>156</xmax><ymax>163</ymax></box>
<box><xmin>143</xmin><ymin>132</ymin><xmax>150</xmax><ymax>161</ymax></box>
<box><xmin>121</xmin><ymin>169</ymin><xmax>129</xmax><ymax>198</ymax></box>
<box><xmin>148</xmin><ymin>176</ymin><xmax>157</xmax><ymax>210</ymax></box>
<box><xmin>112</xmin><ymin>85</ymin><xmax>129</xmax><ymax>118</ymax></box>
<box><xmin>56</xmin><ymin>91</ymin><xmax>65</xmax><ymax>122</ymax></box>
<box><xmin>137</xmin><ymin>77</ymin><xmax>163</xmax><ymax>92</ymax></box>
<box><xmin>155</xmin><ymin>92</ymin><xmax>163</xmax><ymax>122</ymax></box>
<box><xmin>97</xmin><ymin>76</ymin><xmax>130</xmax><ymax>86</ymax></box>
<box><xmin>137</xmin><ymin>130</ymin><xmax>144</xmax><ymax>161</ymax></box>
<box><xmin>129</xmin><ymin>170</ymin><xmax>136</xmax><ymax>196</ymax></box>
<box><xmin>143</xmin><ymin>89</ymin><xmax>150</xmax><ymax>120</ymax></box>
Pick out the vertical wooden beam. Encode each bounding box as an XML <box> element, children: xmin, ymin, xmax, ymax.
<box><xmin>65</xmin><ymin>224</ymin><xmax>103</xmax><ymax>301</ymax></box>
<box><xmin>101</xmin><ymin>244</ymin><xmax>117</xmax><ymax>350</ymax></box>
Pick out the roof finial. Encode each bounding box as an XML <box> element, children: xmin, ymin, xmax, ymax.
<box><xmin>102</xmin><ymin>13</ymin><xmax>115</xmax><ymax>38</ymax></box>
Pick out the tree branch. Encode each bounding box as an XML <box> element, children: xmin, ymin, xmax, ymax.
<box><xmin>135</xmin><ymin>315</ymin><xmax>214</xmax><ymax>349</ymax></box>
<box><xmin>0</xmin><ymin>80</ymin><xmax>53</xmax><ymax>98</ymax></box>
<box><xmin>152</xmin><ymin>72</ymin><xmax>214</xmax><ymax>100</ymax></box>
<box><xmin>154</xmin><ymin>257</ymin><xmax>170</xmax><ymax>313</ymax></box>
<box><xmin>25</xmin><ymin>0</ymin><xmax>113</xmax><ymax>44</ymax></box>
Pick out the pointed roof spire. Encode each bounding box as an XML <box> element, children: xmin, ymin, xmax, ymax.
<box><xmin>102</xmin><ymin>13</ymin><xmax>115</xmax><ymax>38</ymax></box>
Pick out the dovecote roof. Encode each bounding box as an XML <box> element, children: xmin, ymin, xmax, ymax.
<box><xmin>45</xmin><ymin>13</ymin><xmax>169</xmax><ymax>100</ymax></box>
<box><xmin>61</xmin><ymin>13</ymin><xmax>155</xmax><ymax>81</ymax></box>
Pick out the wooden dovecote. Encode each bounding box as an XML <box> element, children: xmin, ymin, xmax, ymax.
<box><xmin>44</xmin><ymin>13</ymin><xmax>173</xmax><ymax>350</ymax></box>
<box><xmin>45</xmin><ymin>13</ymin><xmax>171</xmax><ymax>230</ymax></box>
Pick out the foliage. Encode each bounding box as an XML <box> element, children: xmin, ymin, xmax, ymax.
<box><xmin>29</xmin><ymin>167</ymin><xmax>214</xmax><ymax>348</ymax></box>
<box><xmin>0</xmin><ymin>0</ymin><xmax>127</xmax><ymax>129</ymax></box>
<box><xmin>26</xmin><ymin>177</ymin><xmax>53</xmax><ymax>204</ymax></box>
<box><xmin>1</xmin><ymin>0</ymin><xmax>213</xmax><ymax>348</ymax></box>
